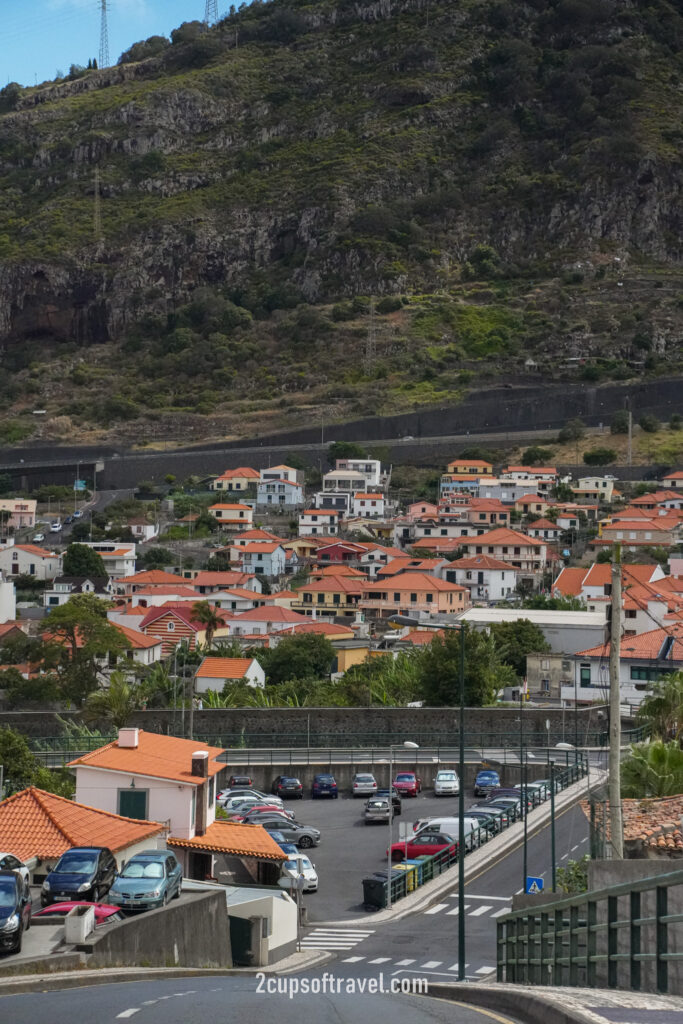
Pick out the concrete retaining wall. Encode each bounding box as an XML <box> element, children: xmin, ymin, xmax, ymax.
<box><xmin>80</xmin><ymin>891</ymin><xmax>231</xmax><ymax>969</ymax></box>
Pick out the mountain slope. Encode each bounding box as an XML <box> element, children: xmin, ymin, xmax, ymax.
<box><xmin>0</xmin><ymin>0</ymin><xmax>682</xmax><ymax>442</ymax></box>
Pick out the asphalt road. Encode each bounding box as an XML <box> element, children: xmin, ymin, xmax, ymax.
<box><xmin>0</xmin><ymin>974</ymin><xmax>527</xmax><ymax>1024</ymax></box>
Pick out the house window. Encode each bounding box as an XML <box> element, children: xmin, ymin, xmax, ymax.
<box><xmin>426</xmin><ymin>593</ymin><xmax>433</xmax><ymax>603</ymax></box>
<box><xmin>541</xmin><ymin>658</ymin><xmax>550</xmax><ymax>670</ymax></box>
<box><xmin>580</xmin><ymin>664</ymin><xmax>591</xmax><ymax>687</ymax></box>
<box><xmin>167</xmin><ymin>621</ymin><xmax>175</xmax><ymax>632</ymax></box>
<box><xmin>317</xmin><ymin>594</ymin><xmax>325</xmax><ymax>604</ymax></box>
<box><xmin>625</xmin><ymin>610</ymin><xmax>636</xmax><ymax>619</ymax></box>
<box><xmin>393</xmin><ymin>593</ymin><xmax>401</xmax><ymax>602</ymax></box>
<box><xmin>410</xmin><ymin>593</ymin><xmax>417</xmax><ymax>603</ymax></box>
<box><xmin>118</xmin><ymin>788</ymin><xmax>148</xmax><ymax>820</ymax></box>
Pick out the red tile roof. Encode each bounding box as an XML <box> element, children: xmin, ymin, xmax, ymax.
<box><xmin>0</xmin><ymin>786</ymin><xmax>163</xmax><ymax>860</ymax></box>
<box><xmin>214</xmin><ymin>467</ymin><xmax>259</xmax><ymax>480</ymax></box>
<box><xmin>448</xmin><ymin>555</ymin><xmax>517</xmax><ymax>571</ymax></box>
<box><xmin>68</xmin><ymin>730</ymin><xmax>225</xmax><ymax>784</ymax></box>
<box><xmin>192</xmin><ymin>571</ymin><xmax>257</xmax><ymax>587</ymax></box>
<box><xmin>504</xmin><ymin>465</ymin><xmax>557</xmax><ymax>474</ymax></box>
<box><xmin>231</xmin><ymin>606</ymin><xmax>309</xmax><ymax>623</ymax></box>
<box><xmin>196</xmin><ymin>657</ymin><xmax>256</xmax><ymax>679</ymax></box>
<box><xmin>576</xmin><ymin>623</ymin><xmax>683</xmax><ymax>660</ymax></box>
<box><xmin>235</xmin><ymin>542</ymin><xmax>284</xmax><ymax>553</ymax></box>
<box><xmin>461</xmin><ymin>527</ymin><xmax>545</xmax><ymax>547</ymax></box>
<box><xmin>362</xmin><ymin>572</ymin><xmax>466</xmax><ymax>593</ymax></box>
<box><xmin>209</xmin><ymin>503</ymin><xmax>253</xmax><ymax>511</ymax></box>
<box><xmin>126</xmin><ymin>570</ymin><xmax>188</xmax><ymax>587</ymax></box>
<box><xmin>527</xmin><ymin>518</ymin><xmax>560</xmax><ymax>530</ymax></box>
<box><xmin>167</xmin><ymin>821</ymin><xmax>285</xmax><ymax>861</ymax></box>
<box><xmin>289</xmin><ymin>622</ymin><xmax>355</xmax><ymax>636</ymax></box>
<box><xmin>298</xmin><ymin>576</ymin><xmax>363</xmax><ymax>594</ymax></box>
<box><xmin>401</xmin><ymin>629</ymin><xmax>445</xmax><ymax>646</ymax></box>
<box><xmin>114</xmin><ymin>622</ymin><xmax>162</xmax><ymax>650</ymax></box>
<box><xmin>14</xmin><ymin>544</ymin><xmax>58</xmax><ymax>558</ymax></box>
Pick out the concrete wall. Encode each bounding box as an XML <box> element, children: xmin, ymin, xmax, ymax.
<box><xmin>227</xmin><ymin>888</ymin><xmax>297</xmax><ymax>966</ymax></box>
<box><xmin>80</xmin><ymin>890</ymin><xmax>231</xmax><ymax>969</ymax></box>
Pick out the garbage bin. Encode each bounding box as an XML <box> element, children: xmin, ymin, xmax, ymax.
<box><xmin>393</xmin><ymin>862</ymin><xmax>417</xmax><ymax>892</ymax></box>
<box><xmin>403</xmin><ymin>859</ymin><xmax>424</xmax><ymax>887</ymax></box>
<box><xmin>363</xmin><ymin>874</ymin><xmax>389</xmax><ymax>910</ymax></box>
<box><xmin>415</xmin><ymin>855</ymin><xmax>434</xmax><ymax>883</ymax></box>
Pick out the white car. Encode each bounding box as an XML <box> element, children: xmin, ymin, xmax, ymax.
<box><xmin>0</xmin><ymin>852</ymin><xmax>30</xmax><ymax>896</ymax></box>
<box><xmin>50</xmin><ymin>521</ymin><xmax>62</xmax><ymax>532</ymax></box>
<box><xmin>434</xmin><ymin>769</ymin><xmax>460</xmax><ymax>796</ymax></box>
<box><xmin>72</xmin><ymin>510</ymin><xmax>83</xmax><ymax>519</ymax></box>
<box><xmin>32</xmin><ymin>533</ymin><xmax>45</xmax><ymax>542</ymax></box>
<box><xmin>278</xmin><ymin>854</ymin><xmax>318</xmax><ymax>893</ymax></box>
<box><xmin>352</xmin><ymin>773</ymin><xmax>377</xmax><ymax>797</ymax></box>
<box><xmin>218</xmin><ymin>789</ymin><xmax>283</xmax><ymax>809</ymax></box>
<box><xmin>223</xmin><ymin>796</ymin><xmax>291</xmax><ymax>817</ymax></box>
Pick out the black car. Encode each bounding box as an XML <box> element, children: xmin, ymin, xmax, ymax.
<box><xmin>228</xmin><ymin>774</ymin><xmax>253</xmax><ymax>788</ymax></box>
<box><xmin>41</xmin><ymin>846</ymin><xmax>117</xmax><ymax>906</ymax></box>
<box><xmin>0</xmin><ymin>870</ymin><xmax>31</xmax><ymax>955</ymax></box>
<box><xmin>311</xmin><ymin>773</ymin><xmax>338</xmax><ymax>799</ymax></box>
<box><xmin>375</xmin><ymin>787</ymin><xmax>402</xmax><ymax>816</ymax></box>
<box><xmin>271</xmin><ymin>776</ymin><xmax>303</xmax><ymax>799</ymax></box>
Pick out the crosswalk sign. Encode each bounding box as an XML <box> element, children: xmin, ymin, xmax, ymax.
<box><xmin>526</xmin><ymin>876</ymin><xmax>544</xmax><ymax>894</ymax></box>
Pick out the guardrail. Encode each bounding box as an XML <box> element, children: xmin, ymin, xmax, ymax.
<box><xmin>496</xmin><ymin>867</ymin><xmax>683</xmax><ymax>995</ymax></box>
<box><xmin>362</xmin><ymin>760</ymin><xmax>588</xmax><ymax>910</ymax></box>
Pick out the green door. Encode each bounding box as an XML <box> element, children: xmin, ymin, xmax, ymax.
<box><xmin>118</xmin><ymin>789</ymin><xmax>148</xmax><ymax>819</ymax></box>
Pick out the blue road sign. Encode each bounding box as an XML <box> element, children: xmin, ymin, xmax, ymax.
<box><xmin>74</xmin><ymin>479</ymin><xmax>86</xmax><ymax>491</ymax></box>
<box><xmin>526</xmin><ymin>876</ymin><xmax>544</xmax><ymax>895</ymax></box>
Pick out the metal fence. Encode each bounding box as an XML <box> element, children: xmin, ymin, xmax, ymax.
<box><xmin>496</xmin><ymin>868</ymin><xmax>683</xmax><ymax>995</ymax></box>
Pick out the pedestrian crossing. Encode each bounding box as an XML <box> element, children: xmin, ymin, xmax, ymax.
<box><xmin>420</xmin><ymin>894</ymin><xmax>513</xmax><ymax>919</ymax></box>
<box><xmin>301</xmin><ymin>927</ymin><xmax>375</xmax><ymax>951</ymax></box>
<box><xmin>338</xmin><ymin>954</ymin><xmax>497</xmax><ymax>977</ymax></box>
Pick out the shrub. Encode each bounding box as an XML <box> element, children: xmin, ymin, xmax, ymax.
<box><xmin>0</xmin><ymin>83</ymin><xmax>22</xmax><ymax>113</ymax></box>
<box><xmin>118</xmin><ymin>35</ymin><xmax>169</xmax><ymax>65</ymax></box>
<box><xmin>376</xmin><ymin>296</ymin><xmax>402</xmax><ymax>314</ymax></box>
<box><xmin>610</xmin><ymin>410</ymin><xmax>630</xmax><ymax>434</ymax></box>
<box><xmin>583</xmin><ymin>447</ymin><xmax>617</xmax><ymax>465</ymax></box>
<box><xmin>522</xmin><ymin>446</ymin><xmax>553</xmax><ymax>465</ymax></box>
<box><xmin>558</xmin><ymin>418</ymin><xmax>585</xmax><ymax>443</ymax></box>
<box><xmin>639</xmin><ymin>413</ymin><xmax>660</xmax><ymax>433</ymax></box>
<box><xmin>670</xmin><ymin>414</ymin><xmax>682</xmax><ymax>431</ymax></box>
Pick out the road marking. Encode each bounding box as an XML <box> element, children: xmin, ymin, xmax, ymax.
<box><xmin>116</xmin><ymin>1012</ymin><xmax>140</xmax><ymax>1019</ymax></box>
<box><xmin>341</xmin><ymin>956</ymin><xmax>365</xmax><ymax>963</ymax></box>
<box><xmin>514</xmin><ymin>887</ymin><xmax>524</xmax><ymax>894</ymax></box>
<box><xmin>394</xmin><ymin>958</ymin><xmax>416</xmax><ymax>966</ymax></box>
<box><xmin>561</xmin><ymin>853</ymin><xmax>569</xmax><ymax>860</ymax></box>
<box><xmin>368</xmin><ymin>957</ymin><xmax>391</xmax><ymax>964</ymax></box>
<box><xmin>448</xmin><ymin>963</ymin><xmax>470</xmax><ymax>971</ymax></box>
<box><xmin>492</xmin><ymin>908</ymin><xmax>510</xmax><ymax>918</ymax></box>
<box><xmin>421</xmin><ymin>960</ymin><xmax>442</xmax><ymax>969</ymax></box>
<box><xmin>469</xmin><ymin>905</ymin><xmax>492</xmax><ymax>916</ymax></box>
<box><xmin>142</xmin><ymin>1001</ymin><xmax>158</xmax><ymax>1006</ymax></box>
<box><xmin>476</xmin><ymin>965</ymin><xmax>496</xmax><ymax>974</ymax></box>
<box><xmin>305</xmin><ymin>929</ymin><xmax>374</xmax><ymax>935</ymax></box>
<box><xmin>424</xmin><ymin>903</ymin><xmax>449</xmax><ymax>915</ymax></box>
<box><xmin>466</xmin><ymin>894</ymin><xmax>511</xmax><ymax>901</ymax></box>
<box><xmin>446</xmin><ymin>904</ymin><xmax>470</xmax><ymax>916</ymax></box>
<box><xmin>571</xmin><ymin>844</ymin><xmax>579</xmax><ymax>852</ymax></box>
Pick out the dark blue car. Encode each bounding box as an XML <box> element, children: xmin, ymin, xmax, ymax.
<box><xmin>474</xmin><ymin>769</ymin><xmax>500</xmax><ymax>797</ymax></box>
<box><xmin>311</xmin><ymin>773</ymin><xmax>338</xmax><ymax>799</ymax></box>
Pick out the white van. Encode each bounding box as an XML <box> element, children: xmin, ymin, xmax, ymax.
<box><xmin>413</xmin><ymin>816</ymin><xmax>482</xmax><ymax>851</ymax></box>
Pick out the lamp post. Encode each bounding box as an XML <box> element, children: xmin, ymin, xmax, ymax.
<box><xmin>387</xmin><ymin>740</ymin><xmax>419</xmax><ymax>910</ymax></box>
<box><xmin>457</xmin><ymin>622</ymin><xmax>466</xmax><ymax>982</ymax></box>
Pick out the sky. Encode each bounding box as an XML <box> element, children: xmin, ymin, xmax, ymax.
<box><xmin>1</xmin><ymin>0</ymin><xmax>214</xmax><ymax>87</ymax></box>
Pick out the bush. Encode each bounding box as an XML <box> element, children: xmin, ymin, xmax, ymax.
<box><xmin>670</xmin><ymin>414</ymin><xmax>682</xmax><ymax>431</ymax></box>
<box><xmin>583</xmin><ymin>447</ymin><xmax>617</xmax><ymax>465</ymax></box>
<box><xmin>376</xmin><ymin>296</ymin><xmax>402</xmax><ymax>314</ymax></box>
<box><xmin>522</xmin><ymin>446</ymin><xmax>553</xmax><ymax>465</ymax></box>
<box><xmin>0</xmin><ymin>82</ymin><xmax>22</xmax><ymax>112</ymax></box>
<box><xmin>118</xmin><ymin>35</ymin><xmax>169</xmax><ymax>65</ymax></box>
<box><xmin>610</xmin><ymin>410</ymin><xmax>630</xmax><ymax>434</ymax></box>
<box><xmin>170</xmin><ymin>20</ymin><xmax>204</xmax><ymax>45</ymax></box>
<box><xmin>639</xmin><ymin>413</ymin><xmax>660</xmax><ymax>433</ymax></box>
<box><xmin>558</xmin><ymin>418</ymin><xmax>585</xmax><ymax>442</ymax></box>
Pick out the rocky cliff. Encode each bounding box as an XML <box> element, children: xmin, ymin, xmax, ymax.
<box><xmin>0</xmin><ymin>0</ymin><xmax>681</xmax><ymax>440</ymax></box>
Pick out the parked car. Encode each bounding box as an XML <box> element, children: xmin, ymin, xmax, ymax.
<box><xmin>223</xmin><ymin>797</ymin><xmax>292</xmax><ymax>817</ymax></box>
<box><xmin>41</xmin><ymin>846</ymin><xmax>117</xmax><ymax>906</ymax></box>
<box><xmin>515</xmin><ymin>782</ymin><xmax>549</xmax><ymax>803</ymax></box>
<box><xmin>364</xmin><ymin>797</ymin><xmax>393</xmax><ymax>824</ymax></box>
<box><xmin>413</xmin><ymin>816</ymin><xmax>483</xmax><ymax>851</ymax></box>
<box><xmin>32</xmin><ymin>533</ymin><xmax>45</xmax><ymax>543</ymax></box>
<box><xmin>352</xmin><ymin>773</ymin><xmax>378</xmax><ymax>797</ymax></box>
<box><xmin>271</xmin><ymin>776</ymin><xmax>303</xmax><ymax>799</ymax></box>
<box><xmin>50</xmin><ymin>520</ymin><xmax>62</xmax><ymax>532</ymax></box>
<box><xmin>228</xmin><ymin>774</ymin><xmax>253</xmax><ymax>788</ymax></box>
<box><xmin>534</xmin><ymin>777</ymin><xmax>563</xmax><ymax>794</ymax></box>
<box><xmin>72</xmin><ymin>509</ymin><xmax>83</xmax><ymax>519</ymax></box>
<box><xmin>388</xmin><ymin>832</ymin><xmax>456</xmax><ymax>863</ymax></box>
<box><xmin>465</xmin><ymin>809</ymin><xmax>502</xmax><ymax>835</ymax></box>
<box><xmin>375</xmin><ymin>787</ymin><xmax>402</xmax><ymax>815</ymax></box>
<box><xmin>392</xmin><ymin>771</ymin><xmax>421</xmax><ymax>797</ymax></box>
<box><xmin>487</xmin><ymin>788</ymin><xmax>535</xmax><ymax>811</ymax></box>
<box><xmin>278</xmin><ymin>854</ymin><xmax>318</xmax><ymax>893</ymax></box>
<box><xmin>473</xmin><ymin>769</ymin><xmax>501</xmax><ymax>797</ymax></box>
<box><xmin>311</xmin><ymin>773</ymin><xmax>338</xmax><ymax>799</ymax></box>
<box><xmin>434</xmin><ymin>769</ymin><xmax>460</xmax><ymax>796</ymax></box>
<box><xmin>256</xmin><ymin>816</ymin><xmax>321</xmax><ymax>849</ymax></box>
<box><xmin>469</xmin><ymin>804</ymin><xmax>511</xmax><ymax>829</ymax></box>
<box><xmin>231</xmin><ymin>804</ymin><xmax>295</xmax><ymax>822</ymax></box>
<box><xmin>0</xmin><ymin>853</ymin><xmax>29</xmax><ymax>897</ymax></box>
<box><xmin>266</xmin><ymin>831</ymin><xmax>298</xmax><ymax>855</ymax></box>
<box><xmin>107</xmin><ymin>850</ymin><xmax>182</xmax><ymax>911</ymax></box>
<box><xmin>0</xmin><ymin>870</ymin><xmax>31</xmax><ymax>954</ymax></box>
<box><xmin>64</xmin><ymin>515</ymin><xmax>74</xmax><ymax>525</ymax></box>
<box><xmin>487</xmin><ymin>797</ymin><xmax>523</xmax><ymax>821</ymax></box>
<box><xmin>34</xmin><ymin>902</ymin><xmax>126</xmax><ymax>926</ymax></box>
<box><xmin>218</xmin><ymin>789</ymin><xmax>283</xmax><ymax>808</ymax></box>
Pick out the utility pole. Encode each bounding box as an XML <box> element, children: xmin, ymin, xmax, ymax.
<box><xmin>364</xmin><ymin>299</ymin><xmax>376</xmax><ymax>375</ymax></box>
<box><xmin>627</xmin><ymin>409</ymin><xmax>633</xmax><ymax>467</ymax></box>
<box><xmin>204</xmin><ymin>0</ymin><xmax>219</xmax><ymax>25</ymax></box>
<box><xmin>608</xmin><ymin>546</ymin><xmax>624</xmax><ymax>858</ymax></box>
<box><xmin>99</xmin><ymin>0</ymin><xmax>110</xmax><ymax>69</ymax></box>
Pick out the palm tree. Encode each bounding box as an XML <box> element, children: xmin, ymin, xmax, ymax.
<box><xmin>621</xmin><ymin>740</ymin><xmax>683</xmax><ymax>798</ymax></box>
<box><xmin>191</xmin><ymin>600</ymin><xmax>222</xmax><ymax>651</ymax></box>
<box><xmin>83</xmin><ymin>671</ymin><xmax>143</xmax><ymax>730</ymax></box>
<box><xmin>637</xmin><ymin>672</ymin><xmax>683</xmax><ymax>741</ymax></box>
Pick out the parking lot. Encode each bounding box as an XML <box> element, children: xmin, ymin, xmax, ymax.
<box><xmin>281</xmin><ymin>789</ymin><xmax>479</xmax><ymax>922</ymax></box>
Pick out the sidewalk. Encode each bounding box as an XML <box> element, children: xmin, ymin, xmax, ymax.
<box><xmin>426</xmin><ymin>982</ymin><xmax>683</xmax><ymax>1024</ymax></box>
<box><xmin>314</xmin><ymin>769</ymin><xmax>606</xmax><ymax>927</ymax></box>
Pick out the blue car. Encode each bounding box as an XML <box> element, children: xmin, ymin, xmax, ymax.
<box><xmin>311</xmin><ymin>773</ymin><xmax>338</xmax><ymax>799</ymax></box>
<box><xmin>474</xmin><ymin>769</ymin><xmax>501</xmax><ymax>797</ymax></box>
<box><xmin>267</xmin><ymin>831</ymin><xmax>298</xmax><ymax>855</ymax></box>
<box><xmin>107</xmin><ymin>850</ymin><xmax>182</xmax><ymax>911</ymax></box>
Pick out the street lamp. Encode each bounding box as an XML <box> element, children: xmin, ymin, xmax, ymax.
<box><xmin>387</xmin><ymin>740</ymin><xmax>419</xmax><ymax>910</ymax></box>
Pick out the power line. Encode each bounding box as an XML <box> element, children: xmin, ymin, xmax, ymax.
<box><xmin>99</xmin><ymin>0</ymin><xmax>110</xmax><ymax>69</ymax></box>
<box><xmin>204</xmin><ymin>0</ymin><xmax>219</xmax><ymax>26</ymax></box>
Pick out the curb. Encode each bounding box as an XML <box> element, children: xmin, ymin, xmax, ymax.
<box><xmin>312</xmin><ymin>770</ymin><xmax>605</xmax><ymax>928</ymax></box>
<box><xmin>0</xmin><ymin>951</ymin><xmax>334</xmax><ymax>997</ymax></box>
<box><xmin>424</xmin><ymin>983</ymin><xmax>601</xmax><ymax>1024</ymax></box>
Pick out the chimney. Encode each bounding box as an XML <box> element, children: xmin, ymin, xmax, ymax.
<box><xmin>118</xmin><ymin>728</ymin><xmax>139</xmax><ymax>748</ymax></box>
<box><xmin>192</xmin><ymin>750</ymin><xmax>209</xmax><ymax>837</ymax></box>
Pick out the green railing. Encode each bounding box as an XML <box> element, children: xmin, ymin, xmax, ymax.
<box><xmin>496</xmin><ymin>867</ymin><xmax>683</xmax><ymax>995</ymax></box>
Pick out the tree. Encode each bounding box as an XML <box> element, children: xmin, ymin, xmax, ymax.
<box><xmin>416</xmin><ymin>626</ymin><xmax>505</xmax><ymax>707</ymax></box>
<box><xmin>611</xmin><ymin>410</ymin><xmax>630</xmax><ymax>434</ymax></box>
<box><xmin>636</xmin><ymin>672</ymin><xmax>683</xmax><ymax>742</ymax></box>
<box><xmin>62</xmin><ymin>543</ymin><xmax>106</xmax><ymax>577</ymax></box>
<box><xmin>0</xmin><ymin>668</ymin><xmax>60</xmax><ymax>707</ymax></box>
<box><xmin>583</xmin><ymin>447</ymin><xmax>617</xmax><ymax>465</ymax></box>
<box><xmin>255</xmin><ymin>634</ymin><xmax>335</xmax><ymax>685</ymax></box>
<box><xmin>621</xmin><ymin>740</ymin><xmax>683</xmax><ymax>798</ymax></box>
<box><xmin>522</xmin><ymin>446</ymin><xmax>553</xmax><ymax>466</ymax></box>
<box><xmin>328</xmin><ymin>441</ymin><xmax>366</xmax><ymax>463</ymax></box>
<box><xmin>139</xmin><ymin>546</ymin><xmax>175</xmax><ymax>569</ymax></box>
<box><xmin>639</xmin><ymin>413</ymin><xmax>660</xmax><ymax>433</ymax></box>
<box><xmin>191</xmin><ymin>600</ymin><xmax>223</xmax><ymax>650</ymax></box>
<box><xmin>558</xmin><ymin>418</ymin><xmax>585</xmax><ymax>443</ymax></box>
<box><xmin>556</xmin><ymin>855</ymin><xmax>589</xmax><ymax>895</ymax></box>
<box><xmin>551</xmin><ymin>481</ymin><xmax>574</xmax><ymax>502</ymax></box>
<box><xmin>0</xmin><ymin>726</ymin><xmax>73</xmax><ymax>797</ymax></box>
<box><xmin>520</xmin><ymin>593</ymin><xmax>585</xmax><ymax>611</ymax></box>
<box><xmin>490</xmin><ymin>620</ymin><xmax>551</xmax><ymax>678</ymax></box>
<box><xmin>669</xmin><ymin>414</ymin><xmax>682</xmax><ymax>431</ymax></box>
<box><xmin>83</xmin><ymin>670</ymin><xmax>146</xmax><ymax>729</ymax></box>
<box><xmin>45</xmin><ymin>594</ymin><xmax>129</xmax><ymax>705</ymax></box>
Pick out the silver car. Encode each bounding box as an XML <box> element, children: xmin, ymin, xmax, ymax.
<box><xmin>364</xmin><ymin>797</ymin><xmax>393</xmax><ymax>824</ymax></box>
<box><xmin>352</xmin><ymin>773</ymin><xmax>378</xmax><ymax>797</ymax></box>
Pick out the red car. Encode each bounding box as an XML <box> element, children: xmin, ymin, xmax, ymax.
<box><xmin>230</xmin><ymin>804</ymin><xmax>295</xmax><ymax>821</ymax></box>
<box><xmin>387</xmin><ymin>831</ymin><xmax>457</xmax><ymax>863</ymax></box>
<box><xmin>392</xmin><ymin>771</ymin><xmax>421</xmax><ymax>797</ymax></box>
<box><xmin>33</xmin><ymin>902</ymin><xmax>125</xmax><ymax>925</ymax></box>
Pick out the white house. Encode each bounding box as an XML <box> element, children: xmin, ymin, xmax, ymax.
<box><xmin>352</xmin><ymin>492</ymin><xmax>386</xmax><ymax>518</ymax></box>
<box><xmin>127</xmin><ymin>518</ymin><xmax>158</xmax><ymax>543</ymax></box>
<box><xmin>500</xmin><ymin>465</ymin><xmax>558</xmax><ymax>494</ymax></box>
<box><xmin>477</xmin><ymin>479</ymin><xmax>539</xmax><ymax>504</ymax></box>
<box><xmin>456</xmin><ymin>527</ymin><xmax>548</xmax><ymax>572</ymax></box>
<box><xmin>232</xmin><ymin>542</ymin><xmax>287</xmax><ymax>577</ymax></box>
<box><xmin>322</xmin><ymin>469</ymin><xmax>367</xmax><ymax>493</ymax></box>
<box><xmin>43</xmin><ymin>575</ymin><xmax>114</xmax><ymax>609</ymax></box>
<box><xmin>298</xmin><ymin>509</ymin><xmax>341</xmax><ymax>536</ymax></box>
<box><xmin>0</xmin><ymin>541</ymin><xmax>62</xmax><ymax>581</ymax></box>
<box><xmin>256</xmin><ymin>478</ymin><xmax>304</xmax><ymax>509</ymax></box>
<box><xmin>194</xmin><ymin>656</ymin><xmax>265</xmax><ymax>692</ymax></box>
<box><xmin>442</xmin><ymin>555</ymin><xmax>521</xmax><ymax>603</ymax></box>
<box><xmin>260</xmin><ymin>465</ymin><xmax>301</xmax><ymax>485</ymax></box>
<box><xmin>208</xmin><ymin>503</ymin><xmax>254</xmax><ymax>530</ymax></box>
<box><xmin>226</xmin><ymin>606</ymin><xmax>309</xmax><ymax>637</ymax></box>
<box><xmin>114</xmin><ymin>622</ymin><xmax>164</xmax><ymax>666</ymax></box>
<box><xmin>197</xmin><ymin>588</ymin><xmax>257</xmax><ymax>614</ymax></box>
<box><xmin>311</xmin><ymin>491</ymin><xmax>351</xmax><ymax>514</ymax></box>
<box><xmin>526</xmin><ymin>518</ymin><xmax>563</xmax><ymax>542</ymax></box>
<box><xmin>567</xmin><ymin>624</ymin><xmax>683</xmax><ymax>707</ymax></box>
<box><xmin>82</xmin><ymin>542</ymin><xmax>136</xmax><ymax>579</ymax></box>
<box><xmin>334</xmin><ymin>458</ymin><xmax>383</xmax><ymax>488</ymax></box>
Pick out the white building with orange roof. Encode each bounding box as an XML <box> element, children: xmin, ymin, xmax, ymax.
<box><xmin>568</xmin><ymin>623</ymin><xmax>683</xmax><ymax>706</ymax></box>
<box><xmin>194</xmin><ymin>655</ymin><xmax>265</xmax><ymax>691</ymax></box>
<box><xmin>130</xmin><ymin>585</ymin><xmax>202</xmax><ymax>608</ymax></box>
<box><xmin>661</xmin><ymin>471</ymin><xmax>683</xmax><ymax>490</ymax></box>
<box><xmin>119</xmin><ymin>568</ymin><xmax>189</xmax><ymax>596</ymax></box>
<box><xmin>209</xmin><ymin>466</ymin><xmax>260</xmax><ymax>493</ymax></box>
<box><xmin>291</xmin><ymin>574</ymin><xmax>363</xmax><ymax>619</ymax></box>
<box><xmin>81</xmin><ymin>541</ymin><xmax>136</xmax><ymax>578</ymax></box>
<box><xmin>226</xmin><ymin>606</ymin><xmax>309</xmax><ymax>637</ymax></box>
<box><xmin>0</xmin><ymin>541</ymin><xmax>62</xmax><ymax>581</ymax></box>
<box><xmin>352</xmin><ymin>492</ymin><xmax>386</xmax><ymax>518</ymax></box>
<box><xmin>230</xmin><ymin>541</ymin><xmax>286</xmax><ymax>577</ymax></box>
<box><xmin>298</xmin><ymin>508</ymin><xmax>342</xmax><ymax>536</ymax></box>
<box><xmin>208</xmin><ymin>502</ymin><xmax>254</xmax><ymax>530</ymax></box>
<box><xmin>360</xmin><ymin>571</ymin><xmax>469</xmax><ymax>619</ymax></box>
<box><xmin>441</xmin><ymin>554</ymin><xmax>522</xmax><ymax>603</ymax></box>
<box><xmin>113</xmin><ymin>622</ymin><xmax>164</xmax><ymax>665</ymax></box>
<box><xmin>457</xmin><ymin>527</ymin><xmax>548</xmax><ymax>572</ymax></box>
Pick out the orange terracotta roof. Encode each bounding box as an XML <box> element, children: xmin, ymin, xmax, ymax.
<box><xmin>167</xmin><ymin>821</ymin><xmax>285</xmax><ymax>861</ymax></box>
<box><xmin>362</xmin><ymin>572</ymin><xmax>466</xmax><ymax>593</ymax></box>
<box><xmin>298</xmin><ymin>576</ymin><xmax>363</xmax><ymax>594</ymax></box>
<box><xmin>577</xmin><ymin>623</ymin><xmax>683</xmax><ymax>660</ymax></box>
<box><xmin>301</xmin><ymin>509</ymin><xmax>340</xmax><ymax>517</ymax></box>
<box><xmin>0</xmin><ymin>786</ymin><xmax>163</xmax><ymax>861</ymax></box>
<box><xmin>663</xmin><ymin>471</ymin><xmax>683</xmax><ymax>480</ymax></box>
<box><xmin>504</xmin><ymin>465</ymin><xmax>557</xmax><ymax>474</ymax></box>
<box><xmin>448</xmin><ymin>555</ymin><xmax>517</xmax><ymax>571</ymax></box>
<box><xmin>0</xmin><ymin>622</ymin><xmax>25</xmax><ymax>638</ymax></box>
<box><xmin>581</xmin><ymin>795</ymin><xmax>683</xmax><ymax>846</ymax></box>
<box><xmin>14</xmin><ymin>544</ymin><xmax>58</xmax><ymax>558</ymax></box>
<box><xmin>289</xmin><ymin>622</ymin><xmax>355</xmax><ymax>636</ymax></box>
<box><xmin>553</xmin><ymin>567</ymin><xmax>587</xmax><ymax>596</ymax></box>
<box><xmin>461</xmin><ymin>527</ymin><xmax>545</xmax><ymax>547</ymax></box>
<box><xmin>378</xmin><ymin>557</ymin><xmax>445</xmax><ymax>576</ymax></box>
<box><xmin>236</xmin><ymin>542</ymin><xmax>284</xmax><ymax>553</ymax></box>
<box><xmin>527</xmin><ymin>518</ymin><xmax>560</xmax><ymax>530</ymax></box>
<box><xmin>310</xmin><ymin>566</ymin><xmax>367</xmax><ymax>578</ymax></box>
<box><xmin>231</xmin><ymin>606</ymin><xmax>308</xmax><ymax>623</ymax></box>
<box><xmin>447</xmin><ymin>459</ymin><xmax>493</xmax><ymax>469</ymax></box>
<box><xmin>582</xmin><ymin>564</ymin><xmax>658</xmax><ymax>587</ymax></box>
<box><xmin>126</xmin><ymin>570</ymin><xmax>188</xmax><ymax>586</ymax></box>
<box><xmin>68</xmin><ymin>730</ymin><xmax>225</xmax><ymax>784</ymax></box>
<box><xmin>232</xmin><ymin>530</ymin><xmax>282</xmax><ymax>542</ymax></box>
<box><xmin>215</xmin><ymin>467</ymin><xmax>260</xmax><ymax>480</ymax></box>
<box><xmin>401</xmin><ymin>629</ymin><xmax>445</xmax><ymax>646</ymax></box>
<box><xmin>515</xmin><ymin>494</ymin><xmax>551</xmax><ymax>504</ymax></box>
<box><xmin>133</xmin><ymin>585</ymin><xmax>199</xmax><ymax>597</ymax></box>
<box><xmin>193</xmin><ymin>571</ymin><xmax>256</xmax><ymax>587</ymax></box>
<box><xmin>114</xmin><ymin>622</ymin><xmax>162</xmax><ymax>650</ymax></box>
<box><xmin>354</xmin><ymin>493</ymin><xmax>385</xmax><ymax>501</ymax></box>
<box><xmin>196</xmin><ymin>657</ymin><xmax>256</xmax><ymax>679</ymax></box>
<box><xmin>209</xmin><ymin>503</ymin><xmax>253</xmax><ymax>511</ymax></box>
